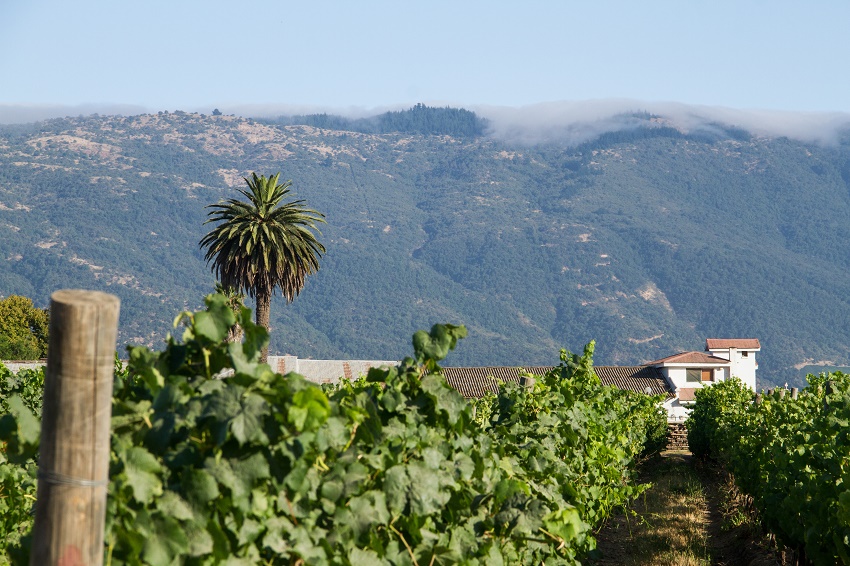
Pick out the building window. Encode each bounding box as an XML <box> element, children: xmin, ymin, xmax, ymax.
<box><xmin>742</xmin><ymin>351</ymin><xmax>749</xmax><ymax>358</ymax></box>
<box><xmin>687</xmin><ymin>368</ymin><xmax>714</xmax><ymax>382</ymax></box>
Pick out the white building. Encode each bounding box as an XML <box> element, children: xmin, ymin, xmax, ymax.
<box><xmin>649</xmin><ymin>338</ymin><xmax>760</xmax><ymax>421</ymax></box>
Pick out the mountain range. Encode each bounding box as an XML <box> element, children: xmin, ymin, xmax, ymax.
<box><xmin>2</xmin><ymin>106</ymin><xmax>850</xmax><ymax>388</ymax></box>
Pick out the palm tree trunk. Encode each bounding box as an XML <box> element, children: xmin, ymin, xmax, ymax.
<box><xmin>256</xmin><ymin>291</ymin><xmax>271</xmax><ymax>363</ymax></box>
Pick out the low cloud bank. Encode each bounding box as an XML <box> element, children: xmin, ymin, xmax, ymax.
<box><xmin>476</xmin><ymin>100</ymin><xmax>850</xmax><ymax>146</ymax></box>
<box><xmin>0</xmin><ymin>104</ymin><xmax>148</xmax><ymax>125</ymax></box>
<box><xmin>0</xmin><ymin>102</ymin><xmax>405</xmax><ymax>125</ymax></box>
<box><xmin>224</xmin><ymin>103</ymin><xmax>402</xmax><ymax>120</ymax></box>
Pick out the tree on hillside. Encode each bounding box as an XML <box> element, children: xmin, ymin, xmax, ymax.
<box><xmin>0</xmin><ymin>295</ymin><xmax>49</xmax><ymax>360</ymax></box>
<box><xmin>200</xmin><ymin>173</ymin><xmax>325</xmax><ymax>362</ymax></box>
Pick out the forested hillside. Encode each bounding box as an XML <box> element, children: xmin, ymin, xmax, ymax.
<box><xmin>2</xmin><ymin>107</ymin><xmax>850</xmax><ymax>387</ymax></box>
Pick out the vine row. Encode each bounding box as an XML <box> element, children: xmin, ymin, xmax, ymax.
<box><xmin>1</xmin><ymin>294</ymin><xmax>665</xmax><ymax>564</ymax></box>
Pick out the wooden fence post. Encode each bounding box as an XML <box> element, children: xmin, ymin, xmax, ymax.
<box><xmin>30</xmin><ymin>290</ymin><xmax>120</xmax><ymax>566</ymax></box>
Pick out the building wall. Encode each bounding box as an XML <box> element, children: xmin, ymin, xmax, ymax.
<box><xmin>661</xmin><ymin>366</ymin><xmax>728</xmax><ymax>391</ymax></box>
<box><xmin>731</xmin><ymin>349</ymin><xmax>758</xmax><ymax>389</ymax></box>
<box><xmin>707</xmin><ymin>347</ymin><xmax>758</xmax><ymax>389</ymax></box>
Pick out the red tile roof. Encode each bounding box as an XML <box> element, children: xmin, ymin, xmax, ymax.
<box><xmin>706</xmin><ymin>339</ymin><xmax>760</xmax><ymax>350</ymax></box>
<box><xmin>647</xmin><ymin>351</ymin><xmax>731</xmax><ymax>365</ymax></box>
<box><xmin>440</xmin><ymin>365</ymin><xmax>673</xmax><ymax>399</ymax></box>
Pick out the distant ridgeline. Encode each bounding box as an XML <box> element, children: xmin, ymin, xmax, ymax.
<box><xmin>262</xmin><ymin>103</ymin><xmax>489</xmax><ymax>138</ymax></box>
<box><xmin>263</xmin><ymin>106</ymin><xmax>760</xmax><ymax>148</ymax></box>
<box><xmin>5</xmin><ymin>107</ymin><xmax>850</xmax><ymax>389</ymax></box>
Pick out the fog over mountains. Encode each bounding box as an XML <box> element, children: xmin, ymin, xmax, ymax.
<box><xmin>4</xmin><ymin>100</ymin><xmax>850</xmax><ymax>145</ymax></box>
<box><xmin>2</xmin><ymin>104</ymin><xmax>850</xmax><ymax>388</ymax></box>
<box><xmin>479</xmin><ymin>100</ymin><xmax>850</xmax><ymax>146</ymax></box>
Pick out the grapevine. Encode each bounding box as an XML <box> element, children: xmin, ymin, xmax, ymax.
<box><xmin>1</xmin><ymin>295</ymin><xmax>665</xmax><ymax>564</ymax></box>
<box><xmin>688</xmin><ymin>373</ymin><xmax>850</xmax><ymax>564</ymax></box>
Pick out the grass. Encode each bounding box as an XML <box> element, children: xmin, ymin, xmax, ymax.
<box><xmin>590</xmin><ymin>451</ymin><xmax>712</xmax><ymax>565</ymax></box>
<box><xmin>590</xmin><ymin>451</ymin><xmax>787</xmax><ymax>566</ymax></box>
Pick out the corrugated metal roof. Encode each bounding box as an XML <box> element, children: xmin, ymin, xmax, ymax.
<box><xmin>441</xmin><ymin>365</ymin><xmax>673</xmax><ymax>399</ymax></box>
<box><xmin>706</xmin><ymin>338</ymin><xmax>761</xmax><ymax>350</ymax></box>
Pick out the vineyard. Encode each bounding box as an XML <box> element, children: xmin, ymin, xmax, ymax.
<box><xmin>687</xmin><ymin>374</ymin><xmax>850</xmax><ymax>565</ymax></box>
<box><xmin>0</xmin><ymin>294</ymin><xmax>666</xmax><ymax>565</ymax></box>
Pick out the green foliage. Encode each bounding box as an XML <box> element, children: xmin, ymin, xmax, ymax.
<box><xmin>0</xmin><ymin>456</ymin><xmax>36</xmax><ymax>563</ymax></box>
<box><xmin>687</xmin><ymin>373</ymin><xmax>850</xmax><ymax>564</ymax></box>
<box><xmin>0</xmin><ymin>296</ymin><xmax>48</xmax><ymax>360</ymax></box>
<box><xmin>213</xmin><ymin>282</ymin><xmax>246</xmax><ymax>343</ymax></box>
<box><xmin>0</xmin><ymin>296</ymin><xmax>663</xmax><ymax>564</ymax></box>
<box><xmin>470</xmin><ymin>341</ymin><xmax>669</xmax><ymax>544</ymax></box>
<box><xmin>685</xmin><ymin>377</ymin><xmax>752</xmax><ymax>458</ymax></box>
<box><xmin>0</xmin><ymin>363</ymin><xmax>44</xmax><ymax>562</ymax></box>
<box><xmin>0</xmin><ymin>363</ymin><xmax>43</xmax><ymax>465</ymax></box>
<box><xmin>0</xmin><ymin>364</ymin><xmax>44</xmax><ymax>418</ymax></box>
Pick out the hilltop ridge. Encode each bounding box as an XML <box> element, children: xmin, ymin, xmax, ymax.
<box><xmin>2</xmin><ymin>108</ymin><xmax>850</xmax><ymax>387</ymax></box>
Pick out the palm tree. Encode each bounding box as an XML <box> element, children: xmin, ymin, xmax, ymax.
<box><xmin>200</xmin><ymin>173</ymin><xmax>325</xmax><ymax>362</ymax></box>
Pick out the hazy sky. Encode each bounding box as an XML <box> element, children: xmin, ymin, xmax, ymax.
<box><xmin>1</xmin><ymin>0</ymin><xmax>849</xmax><ymax>117</ymax></box>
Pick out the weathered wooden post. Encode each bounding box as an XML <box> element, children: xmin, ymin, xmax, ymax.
<box><xmin>30</xmin><ymin>290</ymin><xmax>120</xmax><ymax>566</ymax></box>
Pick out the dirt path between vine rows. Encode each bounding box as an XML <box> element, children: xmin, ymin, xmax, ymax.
<box><xmin>588</xmin><ymin>451</ymin><xmax>783</xmax><ymax>566</ymax></box>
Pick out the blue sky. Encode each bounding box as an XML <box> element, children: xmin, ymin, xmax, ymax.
<box><xmin>1</xmin><ymin>0</ymin><xmax>849</xmax><ymax>117</ymax></box>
